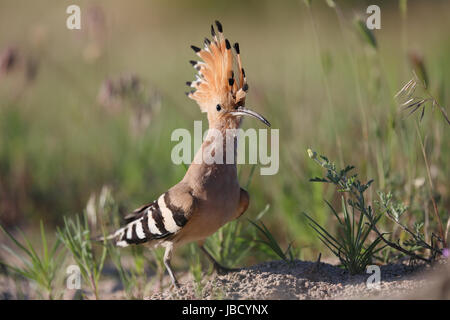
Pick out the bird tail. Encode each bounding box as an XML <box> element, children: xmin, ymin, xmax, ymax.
<box><xmin>94</xmin><ymin>227</ymin><xmax>129</xmax><ymax>247</ymax></box>
<box><xmin>95</xmin><ymin>194</ymin><xmax>185</xmax><ymax>248</ymax></box>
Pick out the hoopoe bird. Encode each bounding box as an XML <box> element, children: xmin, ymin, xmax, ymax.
<box><xmin>103</xmin><ymin>21</ymin><xmax>270</xmax><ymax>288</ymax></box>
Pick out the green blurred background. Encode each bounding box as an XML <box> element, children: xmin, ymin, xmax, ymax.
<box><xmin>0</xmin><ymin>0</ymin><xmax>449</xmax><ymax>262</ymax></box>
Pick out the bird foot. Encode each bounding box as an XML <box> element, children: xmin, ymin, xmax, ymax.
<box><xmin>171</xmin><ymin>280</ymin><xmax>181</xmax><ymax>290</ymax></box>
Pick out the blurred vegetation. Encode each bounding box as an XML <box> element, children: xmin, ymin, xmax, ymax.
<box><xmin>0</xmin><ymin>0</ymin><xmax>449</xmax><ymax>282</ymax></box>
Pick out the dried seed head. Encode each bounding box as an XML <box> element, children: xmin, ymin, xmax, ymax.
<box><xmin>408</xmin><ymin>51</ymin><xmax>428</xmax><ymax>87</ymax></box>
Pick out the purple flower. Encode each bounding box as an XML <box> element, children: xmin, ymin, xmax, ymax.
<box><xmin>0</xmin><ymin>47</ymin><xmax>18</xmax><ymax>75</ymax></box>
<box><xmin>443</xmin><ymin>248</ymin><xmax>449</xmax><ymax>258</ymax></box>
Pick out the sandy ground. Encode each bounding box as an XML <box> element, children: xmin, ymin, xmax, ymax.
<box><xmin>1</xmin><ymin>258</ymin><xmax>448</xmax><ymax>300</ymax></box>
<box><xmin>146</xmin><ymin>258</ymin><xmax>449</xmax><ymax>300</ymax></box>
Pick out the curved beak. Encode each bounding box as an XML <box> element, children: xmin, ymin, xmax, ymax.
<box><xmin>230</xmin><ymin>106</ymin><xmax>271</xmax><ymax>127</ymax></box>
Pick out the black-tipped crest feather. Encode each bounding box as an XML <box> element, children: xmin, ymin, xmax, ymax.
<box><xmin>215</xmin><ymin>20</ymin><xmax>223</xmax><ymax>33</ymax></box>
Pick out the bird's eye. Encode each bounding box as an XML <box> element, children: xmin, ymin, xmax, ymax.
<box><xmin>216</xmin><ymin>104</ymin><xmax>222</xmax><ymax>111</ymax></box>
<box><xmin>234</xmin><ymin>105</ymin><xmax>239</xmax><ymax>110</ymax></box>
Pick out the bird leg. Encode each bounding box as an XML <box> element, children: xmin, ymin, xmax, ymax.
<box><xmin>163</xmin><ymin>243</ymin><xmax>180</xmax><ymax>288</ymax></box>
<box><xmin>198</xmin><ymin>243</ymin><xmax>240</xmax><ymax>275</ymax></box>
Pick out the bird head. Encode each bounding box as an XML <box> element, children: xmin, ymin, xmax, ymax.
<box><xmin>186</xmin><ymin>21</ymin><xmax>270</xmax><ymax>129</ymax></box>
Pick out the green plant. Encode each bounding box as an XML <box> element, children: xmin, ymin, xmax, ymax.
<box><xmin>99</xmin><ymin>185</ymin><xmax>166</xmax><ymax>295</ymax></box>
<box><xmin>306</xmin><ymin>148</ymin><xmax>444</xmax><ymax>266</ymax></box>
<box><xmin>354</xmin><ymin>17</ymin><xmax>377</xmax><ymax>50</ymax></box>
<box><xmin>130</xmin><ymin>246</ymin><xmax>151</xmax><ymax>295</ymax></box>
<box><xmin>106</xmin><ymin>242</ymin><xmax>135</xmax><ymax>298</ymax></box>
<box><xmin>104</xmin><ymin>242</ymin><xmax>150</xmax><ymax>299</ymax></box>
<box><xmin>188</xmin><ymin>243</ymin><xmax>204</xmax><ymax>297</ymax></box>
<box><xmin>376</xmin><ymin>190</ymin><xmax>443</xmax><ymax>260</ymax></box>
<box><xmin>395</xmin><ymin>70</ymin><xmax>448</xmax><ymax>251</ymax></box>
<box><xmin>88</xmin><ymin>186</ymin><xmax>148</xmax><ymax>298</ymax></box>
<box><xmin>248</xmin><ymin>218</ymin><xmax>296</xmax><ymax>263</ymax></box>
<box><xmin>147</xmin><ymin>248</ymin><xmax>166</xmax><ymax>290</ymax></box>
<box><xmin>395</xmin><ymin>71</ymin><xmax>450</xmax><ymax>125</ymax></box>
<box><xmin>304</xmin><ymin>196</ymin><xmax>384</xmax><ymax>274</ymax></box>
<box><xmin>0</xmin><ymin>221</ymin><xmax>64</xmax><ymax>299</ymax></box>
<box><xmin>304</xmin><ymin>149</ymin><xmax>385</xmax><ymax>274</ymax></box>
<box><xmin>204</xmin><ymin>219</ymin><xmax>255</xmax><ymax>268</ymax></box>
<box><xmin>57</xmin><ymin>215</ymin><xmax>107</xmax><ymax>299</ymax></box>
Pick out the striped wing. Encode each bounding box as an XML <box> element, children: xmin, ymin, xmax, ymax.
<box><xmin>113</xmin><ymin>192</ymin><xmax>190</xmax><ymax>247</ymax></box>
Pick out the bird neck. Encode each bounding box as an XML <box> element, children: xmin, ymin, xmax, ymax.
<box><xmin>183</xmin><ymin>118</ymin><xmax>241</xmax><ymax>188</ymax></box>
<box><xmin>200</xmin><ymin>119</ymin><xmax>241</xmax><ymax>165</ymax></box>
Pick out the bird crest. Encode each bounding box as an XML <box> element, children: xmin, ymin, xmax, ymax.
<box><xmin>186</xmin><ymin>21</ymin><xmax>248</xmax><ymax>113</ymax></box>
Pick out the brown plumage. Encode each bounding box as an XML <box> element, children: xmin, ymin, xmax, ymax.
<box><xmin>104</xmin><ymin>21</ymin><xmax>270</xmax><ymax>288</ymax></box>
<box><xmin>187</xmin><ymin>21</ymin><xmax>247</xmax><ymax>114</ymax></box>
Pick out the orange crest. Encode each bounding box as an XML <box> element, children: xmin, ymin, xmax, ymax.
<box><xmin>186</xmin><ymin>21</ymin><xmax>248</xmax><ymax>113</ymax></box>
